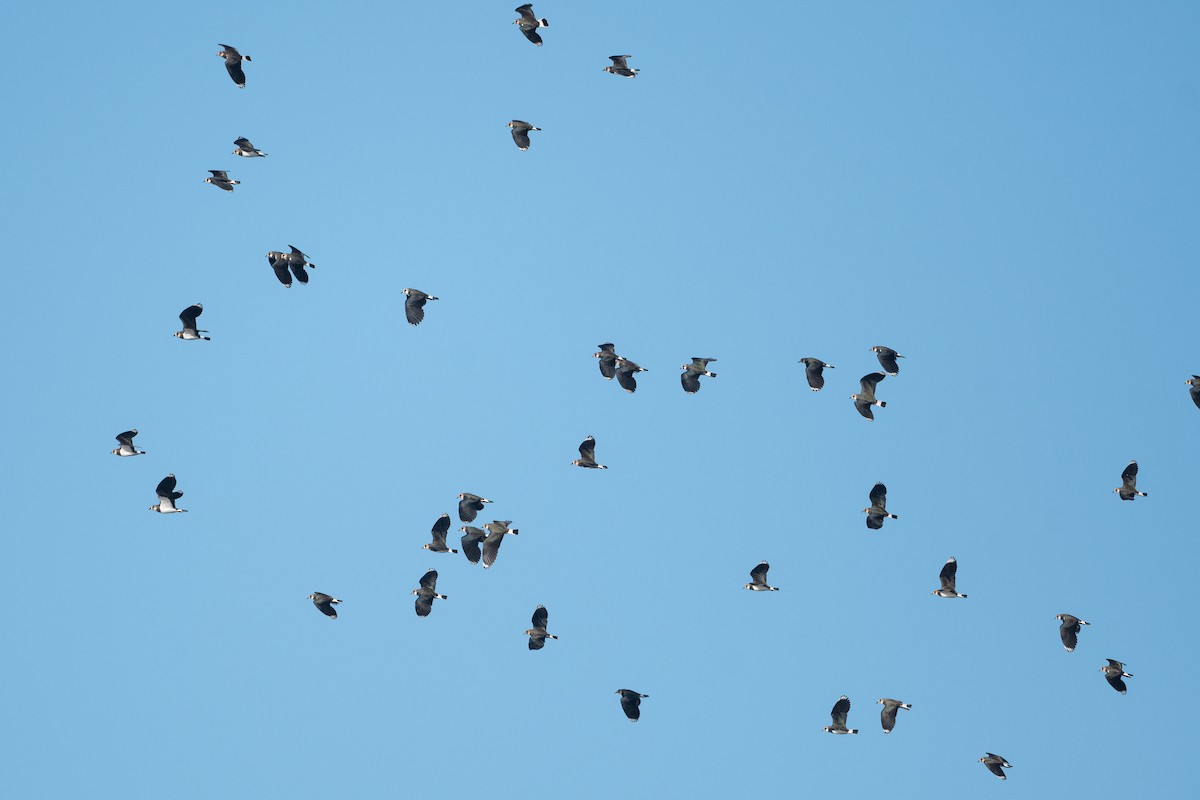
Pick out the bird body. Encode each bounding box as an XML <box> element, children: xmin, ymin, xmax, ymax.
<box><xmin>513</xmin><ymin>4</ymin><xmax>549</xmax><ymax>45</ymax></box>
<box><xmin>798</xmin><ymin>358</ymin><xmax>834</xmax><ymax>391</ymax></box>
<box><xmin>174</xmin><ymin>303</ymin><xmax>211</xmax><ymax>340</ymax></box>
<box><xmin>863</xmin><ymin>482</ymin><xmax>898</xmax><ymax>529</ymax></box>
<box><xmin>823</xmin><ymin>695</ymin><xmax>858</xmax><ymax>734</ymax></box>
<box><xmin>877</xmin><ymin>699</ymin><xmax>912</xmax><ymax>733</ymax></box>
<box><xmin>307</xmin><ymin>592</ymin><xmax>341</xmax><ymax>619</ymax></box>
<box><xmin>851</xmin><ymin>373</ymin><xmax>886</xmax><ymax>420</ymax></box>
<box><xmin>980</xmin><ymin>753</ymin><xmax>1012</xmax><ymax>780</ymax></box>
<box><xmin>743</xmin><ymin>561</ymin><xmax>779</xmax><ymax>591</ymax></box>
<box><xmin>149</xmin><ymin>474</ymin><xmax>187</xmax><ymax>513</ymax></box>
<box><xmin>112</xmin><ymin>429</ymin><xmax>145</xmax><ymax>456</ymax></box>
<box><xmin>204</xmin><ymin>169</ymin><xmax>239</xmax><ymax>191</ymax></box>
<box><xmin>616</xmin><ymin>689</ymin><xmax>648</xmax><ymax>721</ymax></box>
<box><xmin>1055</xmin><ymin>614</ymin><xmax>1090</xmax><ymax>652</ymax></box>
<box><xmin>402</xmin><ymin>289</ymin><xmax>439</xmax><ymax>325</ymax></box>
<box><xmin>508</xmin><ymin>120</ymin><xmax>541</xmax><ymax>150</ymax></box>
<box><xmin>232</xmin><ymin>137</ymin><xmax>266</xmax><ymax>157</ymax></box>
<box><xmin>423</xmin><ymin>513</ymin><xmax>458</xmax><ymax>554</ymax></box>
<box><xmin>525</xmin><ymin>605</ymin><xmax>558</xmax><ymax>650</ymax></box>
<box><xmin>604</xmin><ymin>54</ymin><xmax>639</xmax><ymax>77</ymax></box>
<box><xmin>1189</xmin><ymin>375</ymin><xmax>1200</xmax><ymax>410</ymax></box>
<box><xmin>870</xmin><ymin>346</ymin><xmax>905</xmax><ymax>376</ymax></box>
<box><xmin>1114</xmin><ymin>460</ymin><xmax>1148</xmax><ymax>500</ymax></box>
<box><xmin>572</xmin><ymin>435</ymin><xmax>607</xmax><ymax>469</ymax></box>
<box><xmin>1100</xmin><ymin>659</ymin><xmax>1132</xmax><ymax>694</ymax></box>
<box><xmin>412</xmin><ymin>570</ymin><xmax>447</xmax><ymax>617</ymax></box>
<box><xmin>932</xmin><ymin>557</ymin><xmax>966</xmax><ymax>598</ymax></box>
<box><xmin>680</xmin><ymin>358</ymin><xmax>717</xmax><ymax>394</ymax></box>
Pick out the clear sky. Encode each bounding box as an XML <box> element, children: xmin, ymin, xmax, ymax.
<box><xmin>3</xmin><ymin>1</ymin><xmax>1198</xmax><ymax>797</ymax></box>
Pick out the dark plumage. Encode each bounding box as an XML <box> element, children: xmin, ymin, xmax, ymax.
<box><xmin>307</xmin><ymin>592</ymin><xmax>341</xmax><ymax>619</ymax></box>
<box><xmin>743</xmin><ymin>561</ymin><xmax>779</xmax><ymax>591</ymax></box>
<box><xmin>571</xmin><ymin>435</ymin><xmax>607</xmax><ymax>469</ymax></box>
<box><xmin>412</xmin><ymin>569</ymin><xmax>447</xmax><ymax>617</ymax></box>
<box><xmin>851</xmin><ymin>373</ymin><xmax>886</xmax><ymax>420</ymax></box>
<box><xmin>870</xmin><ymin>346</ymin><xmax>905</xmax><ymax>376</ymax></box>
<box><xmin>232</xmin><ymin>137</ymin><xmax>266</xmax><ymax>157</ymax></box>
<box><xmin>877</xmin><ymin>699</ymin><xmax>912</xmax><ymax>734</ymax></box>
<box><xmin>524</xmin><ymin>605</ymin><xmax>558</xmax><ymax>650</ymax></box>
<box><xmin>603</xmin><ymin>54</ymin><xmax>639</xmax><ymax>77</ymax></box>
<box><xmin>1189</xmin><ymin>375</ymin><xmax>1200</xmax><ymax>410</ymax></box>
<box><xmin>615</xmin><ymin>357</ymin><xmax>648</xmax><ymax>393</ymax></box>
<box><xmin>149</xmin><ymin>474</ymin><xmax>187</xmax><ymax>513</ymax></box>
<box><xmin>508</xmin><ymin>120</ymin><xmax>541</xmax><ymax>150</ymax></box>
<box><xmin>423</xmin><ymin>513</ymin><xmax>458</xmax><ymax>554</ymax></box>
<box><xmin>266</xmin><ymin>247</ymin><xmax>315</xmax><ymax>288</ymax></box>
<box><xmin>459</xmin><ymin>526</ymin><xmax>487</xmax><ymax>565</ymax></box>
<box><xmin>402</xmin><ymin>288</ymin><xmax>439</xmax><ymax>326</ymax></box>
<box><xmin>594</xmin><ymin>343</ymin><xmax>620</xmax><ymax>380</ymax></box>
<box><xmin>481</xmin><ymin>520</ymin><xmax>519</xmax><ymax>569</ymax></box>
<box><xmin>616</xmin><ymin>689</ymin><xmax>648</xmax><ymax>722</ymax></box>
<box><xmin>863</xmin><ymin>482</ymin><xmax>898</xmax><ymax>530</ymax></box>
<box><xmin>513</xmin><ymin>4</ymin><xmax>549</xmax><ymax>45</ymax></box>
<box><xmin>932</xmin><ymin>557</ymin><xmax>967</xmax><ymax>598</ymax></box>
<box><xmin>1113</xmin><ymin>460</ymin><xmax>1148</xmax><ymax>500</ymax></box>
<box><xmin>112</xmin><ymin>429</ymin><xmax>145</xmax><ymax>457</ymax></box>
<box><xmin>798</xmin><ymin>358</ymin><xmax>834</xmax><ymax>391</ymax></box>
<box><xmin>204</xmin><ymin>169</ymin><xmax>239</xmax><ymax>192</ymax></box>
<box><xmin>174</xmin><ymin>304</ymin><xmax>210</xmax><ymax>340</ymax></box>
<box><xmin>216</xmin><ymin>44</ymin><xmax>251</xmax><ymax>87</ymax></box>
<box><xmin>1100</xmin><ymin>659</ymin><xmax>1132</xmax><ymax>694</ymax></box>
<box><xmin>980</xmin><ymin>753</ymin><xmax>1012</xmax><ymax>780</ymax></box>
<box><xmin>680</xmin><ymin>358</ymin><xmax>717</xmax><ymax>394</ymax></box>
<box><xmin>1055</xmin><ymin>614</ymin><xmax>1090</xmax><ymax>652</ymax></box>
<box><xmin>823</xmin><ymin>695</ymin><xmax>858</xmax><ymax>734</ymax></box>
<box><xmin>457</xmin><ymin>492</ymin><xmax>493</xmax><ymax>523</ymax></box>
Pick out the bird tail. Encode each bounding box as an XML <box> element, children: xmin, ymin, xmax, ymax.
<box><xmin>243</xmin><ymin>55</ymin><xmax>252</xmax><ymax>61</ymax></box>
<box><xmin>1080</xmin><ymin>620</ymin><xmax>1091</xmax><ymax>625</ymax></box>
<box><xmin>900</xmin><ymin>703</ymin><xmax>913</xmax><ymax>710</ymax></box>
<box><xmin>548</xmin><ymin>634</ymin><xmax>559</xmax><ymax>639</ymax></box>
<box><xmin>706</xmin><ymin>371</ymin><xmax>717</xmax><ymax>377</ymax></box>
<box><xmin>436</xmin><ymin>593</ymin><xmax>448</xmax><ymax>600</ymax></box>
<box><xmin>889</xmin><ymin>513</ymin><xmax>899</xmax><ymax>519</ymax></box>
<box><xmin>450</xmin><ymin>548</ymin><xmax>458</xmax><ymax>553</ymax></box>
<box><xmin>1138</xmin><ymin>491</ymin><xmax>1148</xmax><ymax>496</ymax></box>
<box><xmin>876</xmin><ymin>400</ymin><xmax>887</xmax><ymax>407</ymax></box>
<box><xmin>849</xmin><ymin>729</ymin><xmax>859</xmax><ymax>734</ymax></box>
<box><xmin>428</xmin><ymin>295</ymin><xmax>440</xmax><ymax>301</ymax></box>
<box><xmin>510</xmin><ymin>529</ymin><xmax>520</xmax><ymax>535</ymax></box>
<box><xmin>331</xmin><ymin>598</ymin><xmax>342</xmax><ymax>604</ymax></box>
<box><xmin>539</xmin><ymin>18</ymin><xmax>549</xmax><ymax>26</ymax></box>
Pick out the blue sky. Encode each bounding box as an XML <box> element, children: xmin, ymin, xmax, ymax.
<box><xmin>4</xmin><ymin>1</ymin><xmax>1198</xmax><ymax>797</ymax></box>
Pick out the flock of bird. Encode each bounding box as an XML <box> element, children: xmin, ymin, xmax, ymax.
<box><xmin>100</xmin><ymin>7</ymin><xmax>1194</xmax><ymax>778</ymax></box>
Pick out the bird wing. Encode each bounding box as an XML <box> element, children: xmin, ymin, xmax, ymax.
<box><xmin>459</xmin><ymin>496</ymin><xmax>482</xmax><ymax>522</ymax></box>
<box><xmin>419</xmin><ymin>570</ymin><xmax>438</xmax><ymax>591</ymax></box>
<box><xmin>270</xmin><ymin>261</ymin><xmax>292</xmax><ymax>287</ymax></box>
<box><xmin>616</xmin><ymin>366</ymin><xmax>639</xmax><ymax>393</ymax></box>
<box><xmin>803</xmin><ymin>360</ymin><xmax>825</xmax><ymax>390</ymax></box>
<box><xmin>289</xmin><ymin>264</ymin><xmax>310</xmax><ymax>285</ymax></box>
<box><xmin>876</xmin><ymin>350</ymin><xmax>900</xmax><ymax>374</ymax></box>
<box><xmin>831</xmin><ymin>696</ymin><xmax>851</xmax><ymax>727</ymax></box>
<box><xmin>511</xmin><ymin>128</ymin><xmax>532</xmax><ymax>149</ymax></box>
<box><xmin>209</xmin><ymin>170</ymin><xmax>229</xmax><ymax>180</ymax></box>
<box><xmin>225</xmin><ymin>60</ymin><xmax>246</xmax><ymax>86</ymax></box>
<box><xmin>116</xmin><ymin>430</ymin><xmax>137</xmax><ymax>447</ymax></box>
<box><xmin>1059</xmin><ymin>618</ymin><xmax>1079</xmax><ymax>651</ymax></box>
<box><xmin>532</xmin><ymin>605</ymin><xmax>548</xmax><ymax>630</ymax></box>
<box><xmin>749</xmin><ymin>561</ymin><xmax>769</xmax><ymax>585</ymax></box>
<box><xmin>854</xmin><ymin>399</ymin><xmax>875</xmax><ymax>420</ymax></box>
<box><xmin>579</xmin><ymin>436</ymin><xmax>597</xmax><ymax>461</ymax></box>
<box><xmin>432</xmin><ymin>514</ymin><xmax>451</xmax><ymax>537</ymax></box>
<box><xmin>620</xmin><ymin>693</ymin><xmax>641</xmax><ymax>720</ymax></box>
<box><xmin>680</xmin><ymin>371</ymin><xmax>701</xmax><ymax>393</ymax></box>
<box><xmin>415</xmin><ymin>596</ymin><xmax>433</xmax><ymax>617</ymax></box>
<box><xmin>609</xmin><ymin>55</ymin><xmax>630</xmax><ymax>69</ymax></box>
<box><xmin>460</xmin><ymin>529</ymin><xmax>484</xmax><ymax>564</ymax></box>
<box><xmin>598</xmin><ymin>354</ymin><xmax>617</xmax><ymax>379</ymax></box>
<box><xmin>1105</xmin><ymin>658</ymin><xmax>1125</xmax><ymax>669</ymax></box>
<box><xmin>1121</xmin><ymin>461</ymin><xmax>1138</xmax><ymax>488</ymax></box>
<box><xmin>865</xmin><ymin>512</ymin><xmax>884</xmax><ymax>529</ymax></box>
<box><xmin>1105</xmin><ymin>673</ymin><xmax>1127</xmax><ymax>693</ymax></box>
<box><xmin>869</xmin><ymin>483</ymin><xmax>887</xmax><ymax>510</ymax></box>
<box><xmin>984</xmin><ymin>761</ymin><xmax>1006</xmax><ymax>778</ymax></box>
<box><xmin>859</xmin><ymin>373</ymin><xmax>884</xmax><ymax>394</ymax></box>
<box><xmin>234</xmin><ymin>137</ymin><xmax>254</xmax><ymax>149</ymax></box>
<box><xmin>314</xmin><ymin>599</ymin><xmax>337</xmax><ymax>618</ymax></box>
<box><xmin>405</xmin><ymin>293</ymin><xmax>427</xmax><ymax>325</ymax></box>
<box><xmin>155</xmin><ymin>475</ymin><xmax>178</xmax><ymax>497</ymax></box>
<box><xmin>527</xmin><ymin>634</ymin><xmax>546</xmax><ymax>650</ymax></box>
<box><xmin>939</xmin><ymin>559</ymin><xmax>958</xmax><ymax>591</ymax></box>
<box><xmin>481</xmin><ymin>533</ymin><xmax>504</xmax><ymax>568</ymax></box>
<box><xmin>515</xmin><ymin>4</ymin><xmax>537</xmax><ymax>21</ymax></box>
<box><xmin>880</xmin><ymin>704</ymin><xmax>898</xmax><ymax>732</ymax></box>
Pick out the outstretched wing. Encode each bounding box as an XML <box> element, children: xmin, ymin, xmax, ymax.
<box><xmin>405</xmin><ymin>293</ymin><xmax>427</xmax><ymax>325</ymax></box>
<box><xmin>531</xmin><ymin>605</ymin><xmax>548</xmax><ymax>630</ymax></box>
<box><xmin>749</xmin><ymin>561</ymin><xmax>769</xmax><ymax>585</ymax></box>
<box><xmin>1120</xmin><ymin>461</ymin><xmax>1138</xmax><ymax>488</ymax></box>
<box><xmin>419</xmin><ymin>570</ymin><xmax>438</xmax><ymax>592</ymax></box>
<box><xmin>680</xmin><ymin>371</ymin><xmax>701</xmax><ymax>393</ymax></box>
<box><xmin>578</xmin><ymin>436</ymin><xmax>597</xmax><ymax>461</ymax></box>
<box><xmin>179</xmin><ymin>304</ymin><xmax>203</xmax><ymax>328</ymax></box>
<box><xmin>939</xmin><ymin>558</ymin><xmax>958</xmax><ymax>591</ymax></box>
<box><xmin>830</xmin><ymin>696</ymin><xmax>851</xmax><ymax>727</ymax></box>
<box><xmin>859</xmin><ymin>373</ymin><xmax>885</xmax><ymax>394</ymax></box>
<box><xmin>869</xmin><ymin>482</ymin><xmax>887</xmax><ymax>510</ymax></box>
<box><xmin>511</xmin><ymin>127</ymin><xmax>532</xmax><ymax>150</ymax></box>
<box><xmin>609</xmin><ymin>55</ymin><xmax>630</xmax><ymax>70</ymax></box>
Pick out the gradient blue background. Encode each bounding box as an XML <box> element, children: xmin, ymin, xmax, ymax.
<box><xmin>3</xmin><ymin>1</ymin><xmax>1197</xmax><ymax>797</ymax></box>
